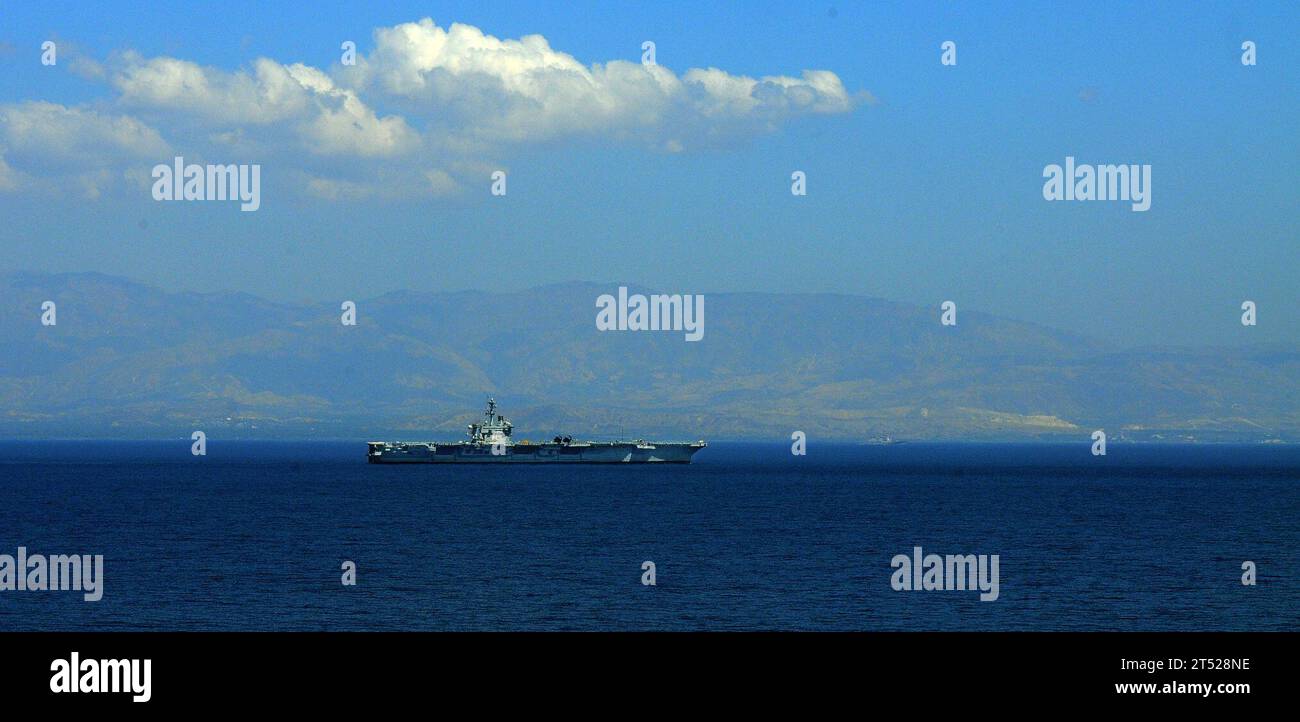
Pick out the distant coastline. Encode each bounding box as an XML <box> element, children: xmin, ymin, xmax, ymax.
<box><xmin>3</xmin><ymin>271</ymin><xmax>1297</xmax><ymax>444</ymax></box>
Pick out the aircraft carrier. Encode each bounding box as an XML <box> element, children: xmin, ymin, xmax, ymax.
<box><xmin>368</xmin><ymin>399</ymin><xmax>706</xmax><ymax>464</ymax></box>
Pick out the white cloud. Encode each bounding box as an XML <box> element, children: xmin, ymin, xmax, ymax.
<box><xmin>1</xmin><ymin>18</ymin><xmax>863</xmax><ymax>199</ymax></box>
<box><xmin>288</xmin><ymin>65</ymin><xmax>419</xmax><ymax>157</ymax></box>
<box><xmin>424</xmin><ymin>169</ymin><xmax>457</xmax><ymax>195</ymax></box>
<box><xmin>113</xmin><ymin>54</ymin><xmax>307</xmax><ymax>124</ymax></box>
<box><xmin>0</xmin><ymin>102</ymin><xmax>169</xmax><ymax>196</ymax></box>
<box><xmin>112</xmin><ymin>54</ymin><xmax>418</xmax><ymax>157</ymax></box>
<box><xmin>0</xmin><ymin>101</ymin><xmax>169</xmax><ymax>163</ymax></box>
<box><xmin>346</xmin><ymin>19</ymin><xmax>857</xmax><ymax>147</ymax></box>
<box><xmin>0</xmin><ymin>153</ymin><xmax>19</xmax><ymax>191</ymax></box>
<box><xmin>683</xmin><ymin>68</ymin><xmax>854</xmax><ymax>117</ymax></box>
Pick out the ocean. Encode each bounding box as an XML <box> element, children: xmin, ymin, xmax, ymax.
<box><xmin>0</xmin><ymin>441</ymin><xmax>1296</xmax><ymax>631</ymax></box>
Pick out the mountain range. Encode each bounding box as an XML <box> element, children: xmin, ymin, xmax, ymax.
<box><xmin>1</xmin><ymin>271</ymin><xmax>1295</xmax><ymax>441</ymax></box>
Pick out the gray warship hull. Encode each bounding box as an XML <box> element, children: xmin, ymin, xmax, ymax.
<box><xmin>368</xmin><ymin>440</ymin><xmax>705</xmax><ymax>464</ymax></box>
<box><xmin>368</xmin><ymin>398</ymin><xmax>706</xmax><ymax>464</ymax></box>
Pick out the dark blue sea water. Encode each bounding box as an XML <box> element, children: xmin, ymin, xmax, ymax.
<box><xmin>0</xmin><ymin>441</ymin><xmax>1296</xmax><ymax>631</ymax></box>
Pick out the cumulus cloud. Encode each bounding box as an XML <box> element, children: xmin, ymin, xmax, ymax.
<box><xmin>0</xmin><ymin>17</ymin><xmax>863</xmax><ymax>199</ymax></box>
<box><xmin>112</xmin><ymin>53</ymin><xmax>418</xmax><ymax>157</ymax></box>
<box><xmin>345</xmin><ymin>19</ymin><xmax>857</xmax><ymax>148</ymax></box>
<box><xmin>113</xmin><ymin>54</ymin><xmax>307</xmax><ymax>124</ymax></box>
<box><xmin>0</xmin><ymin>101</ymin><xmax>170</xmax><ymax>196</ymax></box>
<box><xmin>0</xmin><ymin>101</ymin><xmax>169</xmax><ymax>164</ymax></box>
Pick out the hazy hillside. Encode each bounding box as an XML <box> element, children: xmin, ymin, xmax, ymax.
<box><xmin>1</xmin><ymin>271</ymin><xmax>1295</xmax><ymax>441</ymax></box>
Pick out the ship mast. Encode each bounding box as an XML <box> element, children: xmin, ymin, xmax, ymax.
<box><xmin>466</xmin><ymin>397</ymin><xmax>513</xmax><ymax>446</ymax></box>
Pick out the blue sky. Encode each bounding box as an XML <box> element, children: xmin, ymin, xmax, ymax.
<box><xmin>0</xmin><ymin>1</ymin><xmax>1296</xmax><ymax>347</ymax></box>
